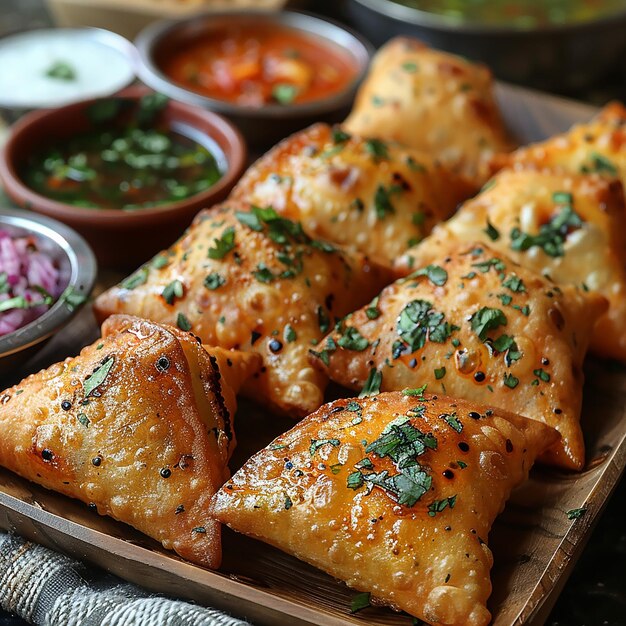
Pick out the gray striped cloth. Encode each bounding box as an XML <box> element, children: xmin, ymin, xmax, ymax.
<box><xmin>0</xmin><ymin>532</ymin><xmax>251</xmax><ymax>626</ymax></box>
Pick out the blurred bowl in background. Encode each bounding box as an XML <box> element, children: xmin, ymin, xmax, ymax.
<box><xmin>46</xmin><ymin>0</ymin><xmax>292</xmax><ymax>41</ymax></box>
<box><xmin>347</xmin><ymin>0</ymin><xmax>626</xmax><ymax>92</ymax></box>
<box><xmin>0</xmin><ymin>28</ymin><xmax>136</xmax><ymax>118</ymax></box>
<box><xmin>0</xmin><ymin>208</ymin><xmax>96</xmax><ymax>376</ymax></box>
<box><xmin>0</xmin><ymin>87</ymin><xmax>246</xmax><ymax>270</ymax></box>
<box><xmin>134</xmin><ymin>10</ymin><xmax>373</xmax><ymax>148</ymax></box>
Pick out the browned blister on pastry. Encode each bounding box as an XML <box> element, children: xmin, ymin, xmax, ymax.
<box><xmin>344</xmin><ymin>37</ymin><xmax>514</xmax><ymax>188</ymax></box>
<box><xmin>94</xmin><ymin>202</ymin><xmax>391</xmax><ymax>418</ymax></box>
<box><xmin>311</xmin><ymin>244</ymin><xmax>607</xmax><ymax>470</ymax></box>
<box><xmin>397</xmin><ymin>169</ymin><xmax>626</xmax><ymax>361</ymax></box>
<box><xmin>231</xmin><ymin>123</ymin><xmax>473</xmax><ymax>267</ymax></box>
<box><xmin>210</xmin><ymin>391</ymin><xmax>558</xmax><ymax>626</ymax></box>
<box><xmin>0</xmin><ymin>315</ymin><xmax>254</xmax><ymax>569</ymax></box>
<box><xmin>491</xmin><ymin>102</ymin><xmax>626</xmax><ymax>185</ymax></box>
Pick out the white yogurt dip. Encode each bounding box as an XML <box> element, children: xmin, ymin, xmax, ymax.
<box><xmin>0</xmin><ymin>28</ymin><xmax>136</xmax><ymax>109</ymax></box>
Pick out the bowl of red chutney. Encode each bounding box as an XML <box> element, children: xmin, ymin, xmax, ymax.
<box><xmin>134</xmin><ymin>11</ymin><xmax>373</xmax><ymax>148</ymax></box>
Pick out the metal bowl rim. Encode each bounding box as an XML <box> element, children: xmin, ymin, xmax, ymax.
<box><xmin>134</xmin><ymin>9</ymin><xmax>374</xmax><ymax>118</ymax></box>
<box><xmin>0</xmin><ymin>208</ymin><xmax>97</xmax><ymax>359</ymax></box>
<box><xmin>350</xmin><ymin>0</ymin><xmax>626</xmax><ymax>35</ymax></box>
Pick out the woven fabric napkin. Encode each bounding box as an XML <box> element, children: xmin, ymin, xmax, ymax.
<box><xmin>0</xmin><ymin>532</ymin><xmax>251</xmax><ymax>626</ymax></box>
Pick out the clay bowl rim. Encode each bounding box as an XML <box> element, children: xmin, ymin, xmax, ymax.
<box><xmin>0</xmin><ymin>87</ymin><xmax>247</xmax><ymax>227</ymax></box>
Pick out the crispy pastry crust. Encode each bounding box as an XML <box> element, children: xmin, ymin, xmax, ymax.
<box><xmin>232</xmin><ymin>123</ymin><xmax>473</xmax><ymax>267</ymax></box>
<box><xmin>311</xmin><ymin>243</ymin><xmax>607</xmax><ymax>469</ymax></box>
<box><xmin>491</xmin><ymin>102</ymin><xmax>626</xmax><ymax>185</ymax></box>
<box><xmin>210</xmin><ymin>392</ymin><xmax>558</xmax><ymax>626</ymax></box>
<box><xmin>0</xmin><ymin>316</ymin><xmax>248</xmax><ymax>568</ymax></box>
<box><xmin>94</xmin><ymin>202</ymin><xmax>391</xmax><ymax>417</ymax></box>
<box><xmin>397</xmin><ymin>169</ymin><xmax>626</xmax><ymax>361</ymax></box>
<box><xmin>344</xmin><ymin>37</ymin><xmax>514</xmax><ymax>188</ymax></box>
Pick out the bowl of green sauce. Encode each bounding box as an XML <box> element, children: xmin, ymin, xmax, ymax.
<box><xmin>0</xmin><ymin>88</ymin><xmax>246</xmax><ymax>269</ymax></box>
<box><xmin>347</xmin><ymin>0</ymin><xmax>626</xmax><ymax>91</ymax></box>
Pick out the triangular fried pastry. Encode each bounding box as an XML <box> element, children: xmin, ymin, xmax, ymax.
<box><xmin>94</xmin><ymin>202</ymin><xmax>391</xmax><ymax>418</ymax></box>
<box><xmin>0</xmin><ymin>316</ymin><xmax>250</xmax><ymax>568</ymax></box>
<box><xmin>491</xmin><ymin>102</ymin><xmax>626</xmax><ymax>185</ymax></box>
<box><xmin>310</xmin><ymin>243</ymin><xmax>607</xmax><ymax>469</ymax></box>
<box><xmin>396</xmin><ymin>169</ymin><xmax>626</xmax><ymax>361</ymax></box>
<box><xmin>101</xmin><ymin>314</ymin><xmax>262</xmax><ymax>457</ymax></box>
<box><xmin>231</xmin><ymin>123</ymin><xmax>474</xmax><ymax>267</ymax></box>
<box><xmin>344</xmin><ymin>37</ymin><xmax>514</xmax><ymax>188</ymax></box>
<box><xmin>210</xmin><ymin>391</ymin><xmax>558</xmax><ymax>626</ymax></box>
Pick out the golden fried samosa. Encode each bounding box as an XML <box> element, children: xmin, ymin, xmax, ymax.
<box><xmin>210</xmin><ymin>392</ymin><xmax>558</xmax><ymax>626</ymax></box>
<box><xmin>310</xmin><ymin>244</ymin><xmax>607</xmax><ymax>470</ymax></box>
<box><xmin>396</xmin><ymin>169</ymin><xmax>626</xmax><ymax>361</ymax></box>
<box><xmin>231</xmin><ymin>123</ymin><xmax>473</xmax><ymax>267</ymax></box>
<box><xmin>0</xmin><ymin>316</ymin><xmax>257</xmax><ymax>568</ymax></box>
<box><xmin>344</xmin><ymin>37</ymin><xmax>514</xmax><ymax>188</ymax></box>
<box><xmin>492</xmin><ymin>102</ymin><xmax>626</xmax><ymax>186</ymax></box>
<box><xmin>94</xmin><ymin>202</ymin><xmax>391</xmax><ymax>418</ymax></box>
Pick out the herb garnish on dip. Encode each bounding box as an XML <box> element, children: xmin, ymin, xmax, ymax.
<box><xmin>20</xmin><ymin>94</ymin><xmax>223</xmax><ymax>211</ymax></box>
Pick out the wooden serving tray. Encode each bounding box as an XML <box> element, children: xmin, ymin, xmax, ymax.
<box><xmin>1</xmin><ymin>85</ymin><xmax>624</xmax><ymax>626</ymax></box>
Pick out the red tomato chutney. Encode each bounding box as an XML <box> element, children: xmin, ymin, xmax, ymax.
<box><xmin>161</xmin><ymin>24</ymin><xmax>358</xmax><ymax>107</ymax></box>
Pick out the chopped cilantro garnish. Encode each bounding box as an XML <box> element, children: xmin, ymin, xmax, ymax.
<box><xmin>398</xmin><ymin>299</ymin><xmax>456</xmax><ymax>352</ymax></box>
<box><xmin>162</xmin><ymin>279</ymin><xmax>184</xmax><ymax>305</ymax></box>
<box><xmin>533</xmin><ymin>368</ymin><xmax>551</xmax><ymax>382</ymax></box>
<box><xmin>364</xmin><ymin>138</ymin><xmax>389</xmax><ymax>161</ymax></box>
<box><xmin>347</xmin><ymin>471</ymin><xmax>364</xmax><ymax>489</ymax></box>
<box><xmin>403</xmin><ymin>385</ymin><xmax>427</xmax><ymax>397</ymax></box>
<box><xmin>457</xmin><ymin>460</ymin><xmax>467</xmax><ymax>469</ymax></box>
<box><xmin>272</xmin><ymin>83</ymin><xmax>298</xmax><ymax>104</ymax></box>
<box><xmin>83</xmin><ymin>356</ymin><xmax>115</xmax><ymax>397</ymax></box>
<box><xmin>374</xmin><ymin>184</ymin><xmax>396</xmax><ymax>219</ymax></box>
<box><xmin>402</xmin><ymin>61</ymin><xmax>418</xmax><ymax>73</ymax></box>
<box><xmin>332</xmin><ymin>128</ymin><xmax>351</xmax><ymax>144</ymax></box>
<box><xmin>441</xmin><ymin>412</ymin><xmax>462</xmax><ymax>432</ymax></box>
<box><xmin>365</xmin><ymin>299</ymin><xmax>381</xmax><ymax>320</ymax></box>
<box><xmin>309</xmin><ymin>438</ymin><xmax>340</xmax><ymax>456</ymax></box>
<box><xmin>317</xmin><ymin>306</ymin><xmax>330</xmax><ymax>334</ymax></box>
<box><xmin>359</xmin><ymin>368</ymin><xmax>382</xmax><ymax>397</ymax></box>
<box><xmin>284</xmin><ymin>495</ymin><xmax>293</xmax><ymax>510</ymax></box>
<box><xmin>204</xmin><ymin>272</ymin><xmax>225</xmax><ymax>290</ymax></box>
<box><xmin>176</xmin><ymin>313</ymin><xmax>192</xmax><ymax>331</ymax></box>
<box><xmin>470</xmin><ymin>307</ymin><xmax>507</xmax><ymax>341</ymax></box>
<box><xmin>428</xmin><ymin>495</ymin><xmax>457</xmax><ymax>517</ymax></box>
<box><xmin>510</xmin><ymin>196</ymin><xmax>583</xmax><ymax>258</ymax></box>
<box><xmin>253</xmin><ymin>263</ymin><xmax>275</xmax><ymax>284</ymax></box>
<box><xmin>434</xmin><ymin>366</ymin><xmax>446</xmax><ymax>380</ymax></box>
<box><xmin>151</xmin><ymin>254</ymin><xmax>169</xmax><ymax>270</ymax></box>
<box><xmin>408</xmin><ymin>264</ymin><xmax>448</xmax><ymax>286</ymax></box>
<box><xmin>284</xmin><ymin>324</ymin><xmax>297</xmax><ymax>343</ymax></box>
<box><xmin>338</xmin><ymin>327</ymin><xmax>369</xmax><ymax>351</ymax></box>
<box><xmin>350</xmin><ymin>592</ymin><xmax>371</xmax><ymax>614</ymax></box>
<box><xmin>472</xmin><ymin>258</ymin><xmax>506</xmax><ymax>273</ymax></box>
<box><xmin>483</xmin><ymin>220</ymin><xmax>500</xmax><ymax>241</ymax></box>
<box><xmin>580</xmin><ymin>152</ymin><xmax>618</xmax><ymax>176</ymax></box>
<box><xmin>77</xmin><ymin>413</ymin><xmax>90</xmax><ymax>428</ymax></box>
<box><xmin>502</xmin><ymin>274</ymin><xmax>526</xmax><ymax>293</ymax></box>
<box><xmin>208</xmin><ymin>226</ymin><xmax>236</xmax><ymax>259</ymax></box>
<box><xmin>567</xmin><ymin>507</ymin><xmax>587</xmax><ymax>520</ymax></box>
<box><xmin>503</xmin><ymin>373</ymin><xmax>519</xmax><ymax>389</ymax></box>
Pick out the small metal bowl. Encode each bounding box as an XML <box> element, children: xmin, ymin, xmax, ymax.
<box><xmin>347</xmin><ymin>0</ymin><xmax>626</xmax><ymax>93</ymax></box>
<box><xmin>134</xmin><ymin>10</ymin><xmax>373</xmax><ymax>148</ymax></box>
<box><xmin>0</xmin><ymin>208</ymin><xmax>97</xmax><ymax>376</ymax></box>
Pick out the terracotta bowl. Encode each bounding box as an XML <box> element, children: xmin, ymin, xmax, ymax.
<box><xmin>0</xmin><ymin>87</ymin><xmax>246</xmax><ymax>269</ymax></box>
